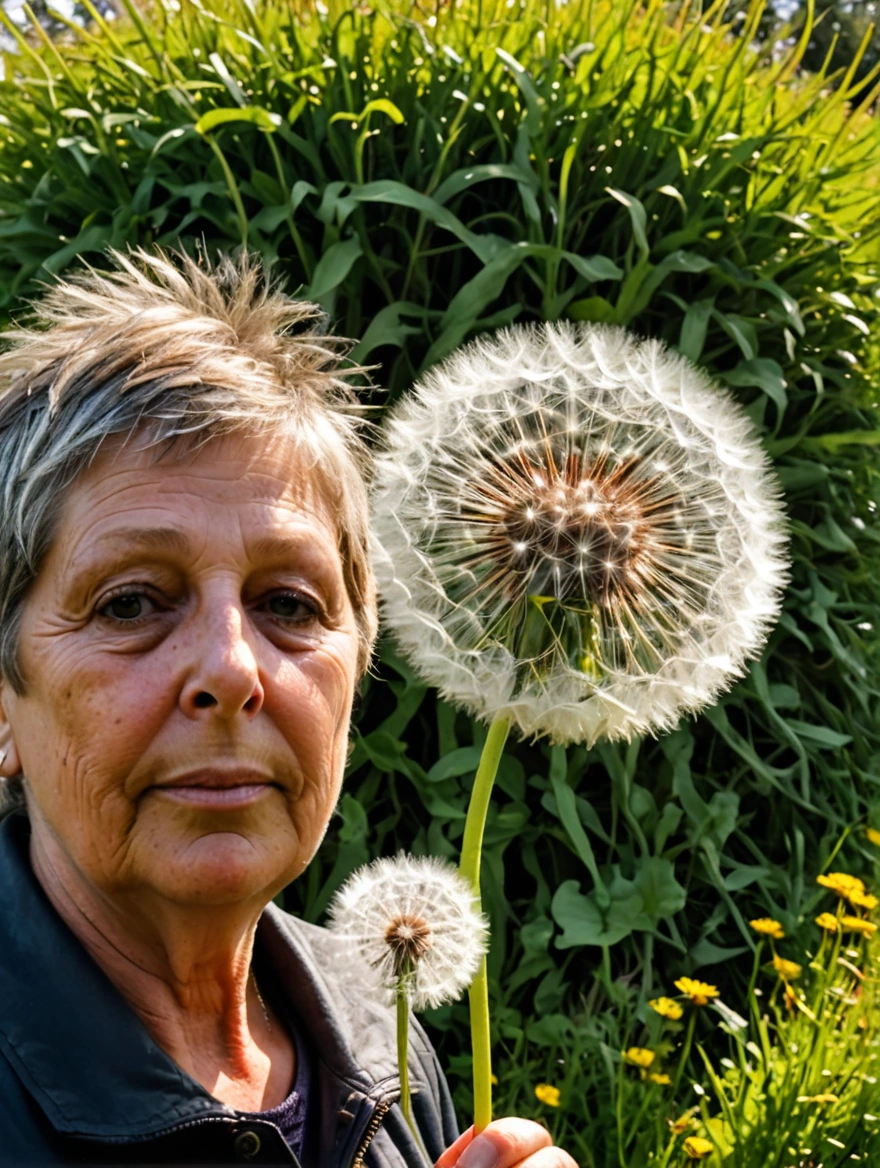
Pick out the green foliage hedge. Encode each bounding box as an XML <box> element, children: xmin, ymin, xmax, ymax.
<box><xmin>2</xmin><ymin>0</ymin><xmax>880</xmax><ymax>1159</ymax></box>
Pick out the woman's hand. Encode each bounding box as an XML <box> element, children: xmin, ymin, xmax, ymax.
<box><xmin>436</xmin><ymin>1118</ymin><xmax>579</xmax><ymax>1168</ymax></box>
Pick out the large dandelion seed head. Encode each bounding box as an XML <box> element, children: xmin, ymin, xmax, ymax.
<box><xmin>371</xmin><ymin>322</ymin><xmax>789</xmax><ymax>745</ymax></box>
<box><xmin>327</xmin><ymin>853</ymin><xmax>489</xmax><ymax>1010</ymax></box>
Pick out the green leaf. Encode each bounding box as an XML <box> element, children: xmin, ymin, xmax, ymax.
<box><xmin>632</xmin><ymin>857</ymin><xmax>687</xmax><ymax>922</ymax></box>
<box><xmin>426</xmin><ymin>745</ymin><xmax>483</xmax><ymax>783</ymax></box>
<box><xmin>786</xmin><ymin>721</ymin><xmax>853</xmax><ymax>749</ymax></box>
<box><xmin>432</xmin><ymin>162</ymin><xmax>536</xmax><ymax>206</ymax></box>
<box><xmin>568</xmin><ymin>296</ymin><xmax>616</xmax><ymax>322</ymax></box>
<box><xmin>552</xmin><ymin>880</ymin><xmax>636</xmax><ymax>949</ymax></box>
<box><xmin>349</xmin><ymin>179</ymin><xmax>501</xmax><ymax>264</ymax></box>
<box><xmin>724</xmin><ymin>357</ymin><xmax>788</xmax><ymax>418</ymax></box>
<box><xmin>304</xmin><ymin>237</ymin><xmax>363</xmax><ymax>302</ymax></box>
<box><xmin>350</xmin><ymin>301</ymin><xmax>425</xmax><ymax>362</ymax></box>
<box><xmin>329</xmin><ymin>98</ymin><xmax>404</xmax><ymax>125</ymax></box>
<box><xmin>195</xmin><ymin>107</ymin><xmax>282</xmax><ymax>134</ymax></box>
<box><xmin>606</xmin><ymin>187</ymin><xmax>649</xmax><ymax>257</ymax></box>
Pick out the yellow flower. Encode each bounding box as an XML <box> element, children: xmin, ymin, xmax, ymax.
<box><xmin>841</xmin><ymin>916</ymin><xmax>878</xmax><ymax>938</ymax></box>
<box><xmin>623</xmin><ymin>1046</ymin><xmax>655</xmax><ymax>1069</ymax></box>
<box><xmin>866</xmin><ymin>827</ymin><xmax>880</xmax><ymax>847</ymax></box>
<box><xmin>815</xmin><ymin>912</ymin><xmax>839</xmax><ymax>932</ymax></box>
<box><xmin>649</xmin><ymin>1072</ymin><xmax>672</xmax><ymax>1085</ymax></box>
<box><xmin>817</xmin><ymin>872</ymin><xmax>866</xmax><ymax>898</ymax></box>
<box><xmin>749</xmin><ymin>917</ymin><xmax>785</xmax><ymax>939</ymax></box>
<box><xmin>490</xmin><ymin>1073</ymin><xmax>498</xmax><ymax>1085</ymax></box>
<box><xmin>684</xmin><ymin>1135</ymin><xmax>714</xmax><ymax>1159</ymax></box>
<box><xmin>772</xmin><ymin>955</ymin><xmax>802</xmax><ymax>981</ymax></box>
<box><xmin>649</xmin><ymin>996</ymin><xmax>684</xmax><ymax>1020</ymax></box>
<box><xmin>847</xmin><ymin>890</ymin><xmax>879</xmax><ymax>911</ymax></box>
<box><xmin>534</xmin><ymin>1082</ymin><xmax>560</xmax><ymax>1107</ymax></box>
<box><xmin>669</xmin><ymin>1112</ymin><xmax>696</xmax><ymax>1135</ymax></box>
<box><xmin>675</xmin><ymin>977</ymin><xmax>719</xmax><ymax>1006</ymax></box>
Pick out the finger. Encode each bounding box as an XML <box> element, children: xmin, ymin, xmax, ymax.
<box><xmin>444</xmin><ymin>1117</ymin><xmax>553</xmax><ymax>1168</ymax></box>
<box><xmin>517</xmin><ymin>1147</ymin><xmax>580</xmax><ymax>1168</ymax></box>
<box><xmin>434</xmin><ymin>1126</ymin><xmax>476</xmax><ymax>1167</ymax></box>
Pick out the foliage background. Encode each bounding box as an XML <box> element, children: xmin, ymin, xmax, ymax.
<box><xmin>1</xmin><ymin>0</ymin><xmax>880</xmax><ymax>1161</ymax></box>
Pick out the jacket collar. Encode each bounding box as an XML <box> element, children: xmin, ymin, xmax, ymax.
<box><xmin>0</xmin><ymin>813</ymin><xmax>401</xmax><ymax>1144</ymax></box>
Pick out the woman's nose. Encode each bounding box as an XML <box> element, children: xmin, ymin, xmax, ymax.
<box><xmin>178</xmin><ymin>599</ymin><xmax>265</xmax><ymax>721</ymax></box>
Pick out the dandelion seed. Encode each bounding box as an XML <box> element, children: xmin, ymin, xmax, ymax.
<box><xmin>683</xmin><ymin>1136</ymin><xmax>714</xmax><ymax>1159</ymax></box>
<box><xmin>841</xmin><ymin>916</ymin><xmax>878</xmax><ymax>938</ymax></box>
<box><xmin>816</xmin><ymin>912</ymin><xmax>839</xmax><ymax>932</ymax></box>
<box><xmin>675</xmin><ymin>977</ymin><xmax>719</xmax><ymax>1006</ymax></box>
<box><xmin>371</xmin><ymin>322</ymin><xmax>789</xmax><ymax>745</ymax></box>
<box><xmin>534</xmin><ymin>1083</ymin><xmax>561</xmax><ymax>1106</ymax></box>
<box><xmin>327</xmin><ymin>853</ymin><xmax>488</xmax><ymax>1009</ymax></box>
<box><xmin>772</xmin><ymin>956</ymin><xmax>803</xmax><ymax>981</ymax></box>
<box><xmin>750</xmin><ymin>917</ymin><xmax>785</xmax><ymax>939</ymax></box>
<box><xmin>649</xmin><ymin>996</ymin><xmax>684</xmax><ymax>1020</ymax></box>
<box><xmin>623</xmin><ymin>1047</ymin><xmax>655</xmax><ymax>1068</ymax></box>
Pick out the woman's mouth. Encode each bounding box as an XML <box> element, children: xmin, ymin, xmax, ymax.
<box><xmin>151</xmin><ymin>770</ymin><xmax>278</xmax><ymax>809</ymax></box>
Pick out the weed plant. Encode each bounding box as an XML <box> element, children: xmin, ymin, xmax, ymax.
<box><xmin>1</xmin><ymin>0</ymin><xmax>880</xmax><ymax>1159</ymax></box>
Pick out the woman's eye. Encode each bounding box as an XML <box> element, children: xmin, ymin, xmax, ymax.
<box><xmin>265</xmin><ymin>594</ymin><xmax>315</xmax><ymax>622</ymax></box>
<box><xmin>101</xmin><ymin>593</ymin><xmax>153</xmax><ymax>621</ymax></box>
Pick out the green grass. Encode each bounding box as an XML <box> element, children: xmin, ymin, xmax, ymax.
<box><xmin>2</xmin><ymin>0</ymin><xmax>880</xmax><ymax>1160</ymax></box>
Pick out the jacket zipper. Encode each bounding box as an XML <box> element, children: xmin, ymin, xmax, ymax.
<box><xmin>350</xmin><ymin>1099</ymin><xmax>392</xmax><ymax>1168</ymax></box>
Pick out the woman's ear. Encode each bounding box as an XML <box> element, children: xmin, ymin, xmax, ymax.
<box><xmin>0</xmin><ymin>682</ymin><xmax>23</xmax><ymax>777</ymax></box>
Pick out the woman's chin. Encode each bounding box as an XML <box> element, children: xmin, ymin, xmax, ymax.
<box><xmin>141</xmin><ymin>830</ymin><xmax>298</xmax><ymax>907</ymax></box>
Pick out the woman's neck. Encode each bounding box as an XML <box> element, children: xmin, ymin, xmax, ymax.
<box><xmin>29</xmin><ymin>819</ymin><xmax>295</xmax><ymax>1111</ymax></box>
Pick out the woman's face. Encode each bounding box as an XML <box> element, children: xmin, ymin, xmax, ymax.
<box><xmin>0</xmin><ymin>431</ymin><xmax>361</xmax><ymax>908</ymax></box>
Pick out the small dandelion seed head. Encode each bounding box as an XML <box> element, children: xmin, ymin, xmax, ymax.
<box><xmin>371</xmin><ymin>322</ymin><xmax>789</xmax><ymax>745</ymax></box>
<box><xmin>327</xmin><ymin>853</ymin><xmax>488</xmax><ymax>1010</ymax></box>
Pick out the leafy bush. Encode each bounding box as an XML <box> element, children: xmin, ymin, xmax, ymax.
<box><xmin>2</xmin><ymin>0</ymin><xmax>880</xmax><ymax>1159</ymax></box>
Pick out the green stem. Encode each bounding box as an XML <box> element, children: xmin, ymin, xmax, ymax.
<box><xmin>396</xmin><ymin>982</ymin><xmax>431</xmax><ymax>1166</ymax></box>
<box><xmin>459</xmin><ymin>713</ymin><xmax>511</xmax><ymax>1133</ymax></box>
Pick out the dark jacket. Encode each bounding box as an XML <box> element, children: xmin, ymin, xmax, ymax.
<box><xmin>0</xmin><ymin>815</ymin><xmax>460</xmax><ymax>1166</ymax></box>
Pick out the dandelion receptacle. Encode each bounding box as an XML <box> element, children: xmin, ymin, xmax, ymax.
<box><xmin>371</xmin><ymin>321</ymin><xmax>790</xmax><ymax>1130</ymax></box>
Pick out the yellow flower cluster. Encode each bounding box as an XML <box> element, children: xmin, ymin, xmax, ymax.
<box><xmin>648</xmin><ymin>996</ymin><xmax>684</xmax><ymax>1020</ymax></box>
<box><xmin>675</xmin><ymin>976</ymin><xmax>719</xmax><ymax>1006</ymax></box>
<box><xmin>624</xmin><ymin>1046</ymin><xmax>655</xmax><ymax>1069</ymax></box>
<box><xmin>841</xmin><ymin>916</ymin><xmax>877</xmax><ymax>938</ymax></box>
<box><xmin>815</xmin><ymin>912</ymin><xmax>839</xmax><ymax>932</ymax></box>
<box><xmin>534</xmin><ymin>1083</ymin><xmax>560</xmax><ymax>1107</ymax></box>
<box><xmin>817</xmin><ymin>871</ymin><xmax>865</xmax><ymax>898</ymax></box>
<box><xmin>749</xmin><ymin>917</ymin><xmax>785</xmax><ymax>939</ymax></box>
<box><xmin>772</xmin><ymin>955</ymin><xmax>802</xmax><ymax>982</ymax></box>
<box><xmin>684</xmin><ymin>1136</ymin><xmax>714</xmax><ymax>1159</ymax></box>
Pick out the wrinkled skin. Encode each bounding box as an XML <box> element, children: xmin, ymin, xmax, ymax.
<box><xmin>0</xmin><ymin>431</ymin><xmax>576</xmax><ymax>1164</ymax></box>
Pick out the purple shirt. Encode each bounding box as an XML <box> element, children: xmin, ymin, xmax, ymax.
<box><xmin>237</xmin><ymin>1018</ymin><xmax>312</xmax><ymax>1160</ymax></box>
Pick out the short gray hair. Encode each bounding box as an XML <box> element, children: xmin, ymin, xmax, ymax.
<box><xmin>0</xmin><ymin>246</ymin><xmax>378</xmax><ymax>811</ymax></box>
